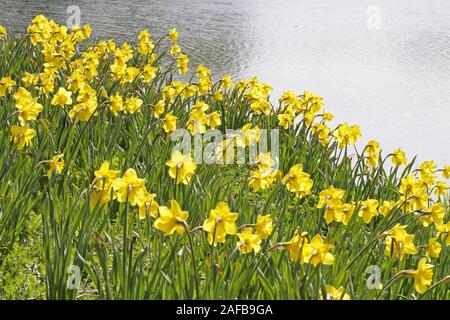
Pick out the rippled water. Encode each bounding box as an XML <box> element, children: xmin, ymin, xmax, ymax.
<box><xmin>1</xmin><ymin>0</ymin><xmax>449</xmax><ymax>165</ymax></box>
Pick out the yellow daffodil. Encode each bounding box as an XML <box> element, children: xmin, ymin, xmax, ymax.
<box><xmin>0</xmin><ymin>25</ymin><xmax>6</xmax><ymax>39</ymax></box>
<box><xmin>379</xmin><ymin>200</ymin><xmax>396</xmax><ymax>217</ymax></box>
<box><xmin>67</xmin><ymin>70</ymin><xmax>86</xmax><ymax>93</ymax></box>
<box><xmin>124</xmin><ymin>97</ymin><xmax>143</xmax><ymax>114</ymax></box>
<box><xmin>187</xmin><ymin>110</ymin><xmax>207</xmax><ymax>135</ymax></box>
<box><xmin>341</xmin><ymin>202</ymin><xmax>356</xmax><ymax>226</ymax></box>
<box><xmin>323</xmin><ymin>198</ymin><xmax>345</xmax><ymax>224</ymax></box>
<box><xmin>165</xmin><ymin>150</ymin><xmax>197</xmax><ymax>185</ymax></box>
<box><xmin>137</xmin><ymin>29</ymin><xmax>154</xmax><ymax>55</ymax></box>
<box><xmin>426</xmin><ymin>237</ymin><xmax>441</xmax><ymax>260</ymax></box>
<box><xmin>100</xmin><ymin>87</ymin><xmax>110</xmax><ymax>99</ymax></box>
<box><xmin>109</xmin><ymin>94</ymin><xmax>124</xmax><ymax>116</ymax></box>
<box><xmin>418</xmin><ymin>160</ymin><xmax>437</xmax><ymax>185</ymax></box>
<box><xmin>38</xmin><ymin>70</ymin><xmax>56</xmax><ymax>95</ymax></box>
<box><xmin>15</xmin><ymin>100</ymin><xmax>44</xmax><ymax>126</ymax></box>
<box><xmin>81</xmin><ymin>24</ymin><xmax>92</xmax><ymax>39</ymax></box>
<box><xmin>285</xmin><ymin>231</ymin><xmax>309</xmax><ymax>264</ymax></box>
<box><xmin>316</xmin><ymin>186</ymin><xmax>345</xmax><ymax>209</ymax></box>
<box><xmin>399</xmin><ymin>173</ymin><xmax>425</xmax><ymax>200</ymax></box>
<box><xmin>434</xmin><ymin>181</ymin><xmax>448</xmax><ymax>197</ymax></box>
<box><xmin>13</xmin><ymin>87</ymin><xmax>32</xmax><ymax>105</ymax></box>
<box><xmin>162</xmin><ymin>112</ymin><xmax>178</xmax><ymax>133</ymax></box>
<box><xmin>303</xmin><ymin>110</ymin><xmax>315</xmax><ymax>126</ymax></box>
<box><xmin>180</xmin><ymin>83</ymin><xmax>197</xmax><ymax>99</ymax></box>
<box><xmin>21</xmin><ymin>72</ymin><xmax>38</xmax><ymax>88</ymax></box>
<box><xmin>364</xmin><ymin>140</ymin><xmax>381</xmax><ymax>168</ymax></box>
<box><xmin>255</xmin><ymin>214</ymin><xmax>273</xmax><ymax>240</ymax></box>
<box><xmin>10</xmin><ymin>125</ymin><xmax>36</xmax><ymax>150</ymax></box>
<box><xmin>27</xmin><ymin>15</ymin><xmax>51</xmax><ymax>45</ymax></box>
<box><xmin>236</xmin><ymin>228</ymin><xmax>261</xmax><ymax>254</ymax></box>
<box><xmin>191</xmin><ymin>101</ymin><xmax>209</xmax><ymax>113</ymax></box>
<box><xmin>153</xmin><ymin>200</ymin><xmax>188</xmax><ymax>236</ymax></box>
<box><xmin>148</xmin><ymin>99</ymin><xmax>164</xmax><ymax>119</ymax></box>
<box><xmin>51</xmin><ymin>87</ymin><xmax>72</xmax><ymax>107</ymax></box>
<box><xmin>90</xmin><ymin>161</ymin><xmax>120</xmax><ymax>208</ymax></box>
<box><xmin>142</xmin><ymin>64</ymin><xmax>156</xmax><ymax>83</ymax></box>
<box><xmin>176</xmin><ymin>54</ymin><xmax>189</xmax><ymax>74</ymax></box>
<box><xmin>256</xmin><ymin>152</ymin><xmax>275</xmax><ymax>171</ymax></box>
<box><xmin>279</xmin><ymin>90</ymin><xmax>297</xmax><ymax>107</ymax></box>
<box><xmin>248</xmin><ymin>169</ymin><xmax>274</xmax><ymax>192</ymax></box>
<box><xmin>322</xmin><ymin>285</ymin><xmax>351</xmax><ymax>300</ymax></box>
<box><xmin>76</xmin><ymin>83</ymin><xmax>97</xmax><ymax>104</ymax></box>
<box><xmin>121</xmin><ymin>66</ymin><xmax>140</xmax><ymax>84</ymax></box>
<box><xmin>391</xmin><ymin>149</ymin><xmax>407</xmax><ymax>167</ymax></box>
<box><xmin>411</xmin><ymin>258</ymin><xmax>433</xmax><ymax>294</ymax></box>
<box><xmin>205</xmin><ymin>111</ymin><xmax>221</xmax><ymax>129</ymax></box>
<box><xmin>333</xmin><ymin>123</ymin><xmax>362</xmax><ymax>149</ymax></box>
<box><xmin>137</xmin><ymin>192</ymin><xmax>159</xmax><ymax>219</ymax></box>
<box><xmin>408</xmin><ymin>191</ymin><xmax>429</xmax><ymax>212</ymax></box>
<box><xmin>239</xmin><ymin>124</ymin><xmax>260</xmax><ymax>146</ymax></box>
<box><xmin>221</xmin><ymin>75</ymin><xmax>232</xmax><ymax>89</ymax></box>
<box><xmin>47</xmin><ymin>154</ymin><xmax>64</xmax><ymax>178</ymax></box>
<box><xmin>316</xmin><ymin>186</ymin><xmax>347</xmax><ymax>224</ymax></box>
<box><xmin>14</xmin><ymin>87</ymin><xmax>43</xmax><ymax>125</ymax></box>
<box><xmin>311</xmin><ymin>123</ymin><xmax>331</xmax><ymax>146</ymax></box>
<box><xmin>202</xmin><ymin>201</ymin><xmax>238</xmax><ymax>245</ymax></box>
<box><xmin>436</xmin><ymin>223</ymin><xmax>450</xmax><ymax>246</ymax></box>
<box><xmin>282</xmin><ymin>164</ymin><xmax>314</xmax><ymax>198</ymax></box>
<box><xmin>169</xmin><ymin>28</ymin><xmax>178</xmax><ymax>42</ymax></box>
<box><xmin>358</xmin><ymin>199</ymin><xmax>379</xmax><ymax>224</ymax></box>
<box><xmin>322</xmin><ymin>111</ymin><xmax>334</xmax><ymax>121</ymax></box>
<box><xmin>93</xmin><ymin>161</ymin><xmax>120</xmax><ymax>188</ymax></box>
<box><xmin>170</xmin><ymin>44</ymin><xmax>181</xmax><ymax>56</ymax></box>
<box><xmin>112</xmin><ymin>168</ymin><xmax>146</xmax><ymax>206</ymax></box>
<box><xmin>300</xmin><ymin>90</ymin><xmax>324</xmax><ymax>113</ymax></box>
<box><xmin>305</xmin><ymin>234</ymin><xmax>335</xmax><ymax>267</ymax></box>
<box><xmin>442</xmin><ymin>165</ymin><xmax>450</xmax><ymax>179</ymax></box>
<box><xmin>0</xmin><ymin>76</ymin><xmax>16</xmax><ymax>96</ymax></box>
<box><xmin>278</xmin><ymin>110</ymin><xmax>294</xmax><ymax>129</ymax></box>
<box><xmin>197</xmin><ymin>76</ymin><xmax>212</xmax><ymax>94</ymax></box>
<box><xmin>384</xmin><ymin>224</ymin><xmax>418</xmax><ymax>260</ymax></box>
<box><xmin>196</xmin><ymin>65</ymin><xmax>211</xmax><ymax>78</ymax></box>
<box><xmin>251</xmin><ymin>100</ymin><xmax>272</xmax><ymax>115</ymax></box>
<box><xmin>420</xmin><ymin>203</ymin><xmax>445</xmax><ymax>228</ymax></box>
<box><xmin>68</xmin><ymin>102</ymin><xmax>97</xmax><ymax>122</ymax></box>
<box><xmin>110</xmin><ymin>59</ymin><xmax>126</xmax><ymax>80</ymax></box>
<box><xmin>162</xmin><ymin>85</ymin><xmax>176</xmax><ymax>103</ymax></box>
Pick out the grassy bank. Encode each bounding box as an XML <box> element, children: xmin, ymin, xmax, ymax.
<box><xmin>0</xmin><ymin>16</ymin><xmax>449</xmax><ymax>300</ymax></box>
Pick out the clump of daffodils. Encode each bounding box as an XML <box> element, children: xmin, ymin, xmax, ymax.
<box><xmin>0</xmin><ymin>15</ymin><xmax>449</xmax><ymax>300</ymax></box>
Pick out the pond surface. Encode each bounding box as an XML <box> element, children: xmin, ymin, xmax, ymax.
<box><xmin>1</xmin><ymin>0</ymin><xmax>450</xmax><ymax>165</ymax></box>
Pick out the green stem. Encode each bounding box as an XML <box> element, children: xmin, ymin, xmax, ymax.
<box><xmin>122</xmin><ymin>190</ymin><xmax>130</xmax><ymax>299</ymax></box>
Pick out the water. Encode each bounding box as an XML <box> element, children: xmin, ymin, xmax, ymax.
<box><xmin>1</xmin><ymin>0</ymin><xmax>449</xmax><ymax>166</ymax></box>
